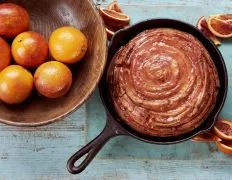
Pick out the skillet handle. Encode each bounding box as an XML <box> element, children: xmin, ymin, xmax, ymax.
<box><xmin>67</xmin><ymin>118</ymin><xmax>125</xmax><ymax>174</ymax></box>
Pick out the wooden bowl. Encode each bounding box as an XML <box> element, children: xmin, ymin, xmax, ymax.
<box><xmin>0</xmin><ymin>0</ymin><xmax>107</xmax><ymax>126</ymax></box>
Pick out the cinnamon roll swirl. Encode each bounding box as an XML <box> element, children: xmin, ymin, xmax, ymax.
<box><xmin>107</xmin><ymin>28</ymin><xmax>220</xmax><ymax>137</ymax></box>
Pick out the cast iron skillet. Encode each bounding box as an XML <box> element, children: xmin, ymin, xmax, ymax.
<box><xmin>67</xmin><ymin>19</ymin><xmax>228</xmax><ymax>174</ymax></box>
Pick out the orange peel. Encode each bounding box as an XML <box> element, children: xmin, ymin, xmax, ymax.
<box><xmin>214</xmin><ymin>119</ymin><xmax>232</xmax><ymax>141</ymax></box>
<box><xmin>196</xmin><ymin>16</ymin><xmax>220</xmax><ymax>45</ymax></box>
<box><xmin>98</xmin><ymin>1</ymin><xmax>130</xmax><ymax>40</ymax></box>
<box><xmin>216</xmin><ymin>141</ymin><xmax>232</xmax><ymax>155</ymax></box>
<box><xmin>208</xmin><ymin>14</ymin><xmax>232</xmax><ymax>38</ymax></box>
<box><xmin>106</xmin><ymin>0</ymin><xmax>122</xmax><ymax>13</ymax></box>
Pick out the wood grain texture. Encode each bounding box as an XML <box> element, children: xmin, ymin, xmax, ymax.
<box><xmin>96</xmin><ymin>0</ymin><xmax>232</xmax><ymax>6</ymax></box>
<box><xmin>0</xmin><ymin>0</ymin><xmax>107</xmax><ymax>126</ymax></box>
<box><xmin>1</xmin><ymin>0</ymin><xmax>232</xmax><ymax>179</ymax></box>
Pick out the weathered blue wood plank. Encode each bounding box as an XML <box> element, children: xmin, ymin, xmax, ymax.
<box><xmin>0</xmin><ymin>107</ymin><xmax>86</xmax><ymax>179</ymax></box>
<box><xmin>97</xmin><ymin>0</ymin><xmax>232</xmax><ymax>6</ymax></box>
<box><xmin>80</xmin><ymin>160</ymin><xmax>232</xmax><ymax>180</ymax></box>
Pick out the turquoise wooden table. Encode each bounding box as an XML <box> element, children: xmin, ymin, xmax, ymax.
<box><xmin>1</xmin><ymin>0</ymin><xmax>232</xmax><ymax>179</ymax></box>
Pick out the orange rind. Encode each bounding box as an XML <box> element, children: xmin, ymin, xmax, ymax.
<box><xmin>208</xmin><ymin>14</ymin><xmax>232</xmax><ymax>38</ymax></box>
<box><xmin>105</xmin><ymin>25</ymin><xmax>128</xmax><ymax>40</ymax></box>
<box><xmin>98</xmin><ymin>1</ymin><xmax>130</xmax><ymax>40</ymax></box>
<box><xmin>99</xmin><ymin>7</ymin><xmax>130</xmax><ymax>28</ymax></box>
<box><xmin>106</xmin><ymin>0</ymin><xmax>122</xmax><ymax>13</ymax></box>
<box><xmin>216</xmin><ymin>141</ymin><xmax>232</xmax><ymax>155</ymax></box>
<box><xmin>196</xmin><ymin>16</ymin><xmax>220</xmax><ymax>45</ymax></box>
<box><xmin>214</xmin><ymin>119</ymin><xmax>232</xmax><ymax>141</ymax></box>
<box><xmin>106</xmin><ymin>27</ymin><xmax>114</xmax><ymax>40</ymax></box>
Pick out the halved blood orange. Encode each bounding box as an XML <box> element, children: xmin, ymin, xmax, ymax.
<box><xmin>208</xmin><ymin>14</ymin><xmax>232</xmax><ymax>38</ymax></box>
<box><xmin>106</xmin><ymin>0</ymin><xmax>122</xmax><ymax>13</ymax></box>
<box><xmin>191</xmin><ymin>132</ymin><xmax>221</xmax><ymax>142</ymax></box>
<box><xmin>214</xmin><ymin>119</ymin><xmax>232</xmax><ymax>140</ymax></box>
<box><xmin>216</xmin><ymin>141</ymin><xmax>232</xmax><ymax>155</ymax></box>
<box><xmin>99</xmin><ymin>7</ymin><xmax>130</xmax><ymax>27</ymax></box>
<box><xmin>196</xmin><ymin>16</ymin><xmax>220</xmax><ymax>45</ymax></box>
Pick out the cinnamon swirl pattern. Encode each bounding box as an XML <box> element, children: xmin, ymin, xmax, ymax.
<box><xmin>107</xmin><ymin>28</ymin><xmax>220</xmax><ymax>137</ymax></box>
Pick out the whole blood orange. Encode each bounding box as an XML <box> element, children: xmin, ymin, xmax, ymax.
<box><xmin>99</xmin><ymin>7</ymin><xmax>130</xmax><ymax>28</ymax></box>
<box><xmin>0</xmin><ymin>3</ymin><xmax>29</xmax><ymax>39</ymax></box>
<box><xmin>34</xmin><ymin>61</ymin><xmax>72</xmax><ymax>98</ymax></box>
<box><xmin>0</xmin><ymin>37</ymin><xmax>11</xmax><ymax>71</ymax></box>
<box><xmin>12</xmin><ymin>31</ymin><xmax>49</xmax><ymax>69</ymax></box>
<box><xmin>49</xmin><ymin>26</ymin><xmax>88</xmax><ymax>64</ymax></box>
<box><xmin>0</xmin><ymin>65</ymin><xmax>33</xmax><ymax>104</ymax></box>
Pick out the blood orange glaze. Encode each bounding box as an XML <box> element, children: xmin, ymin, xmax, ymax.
<box><xmin>107</xmin><ymin>28</ymin><xmax>220</xmax><ymax>137</ymax></box>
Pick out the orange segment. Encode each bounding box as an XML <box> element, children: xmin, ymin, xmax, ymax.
<box><xmin>106</xmin><ymin>1</ymin><xmax>123</xmax><ymax>13</ymax></box>
<box><xmin>196</xmin><ymin>16</ymin><xmax>220</xmax><ymax>46</ymax></box>
<box><xmin>208</xmin><ymin>14</ymin><xmax>232</xmax><ymax>38</ymax></box>
<box><xmin>216</xmin><ymin>141</ymin><xmax>232</xmax><ymax>155</ymax></box>
<box><xmin>214</xmin><ymin>119</ymin><xmax>232</xmax><ymax>140</ymax></box>
<box><xmin>34</xmin><ymin>61</ymin><xmax>72</xmax><ymax>98</ymax></box>
<box><xmin>191</xmin><ymin>132</ymin><xmax>221</xmax><ymax>142</ymax></box>
<box><xmin>106</xmin><ymin>27</ymin><xmax>114</xmax><ymax>40</ymax></box>
<box><xmin>99</xmin><ymin>1</ymin><xmax>130</xmax><ymax>40</ymax></box>
<box><xmin>105</xmin><ymin>25</ymin><xmax>128</xmax><ymax>40</ymax></box>
<box><xmin>215</xmin><ymin>14</ymin><xmax>232</xmax><ymax>21</ymax></box>
<box><xmin>99</xmin><ymin>7</ymin><xmax>130</xmax><ymax>28</ymax></box>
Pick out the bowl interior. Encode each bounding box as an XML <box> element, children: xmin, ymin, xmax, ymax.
<box><xmin>100</xmin><ymin>19</ymin><xmax>228</xmax><ymax>144</ymax></box>
<box><xmin>0</xmin><ymin>0</ymin><xmax>107</xmax><ymax>126</ymax></box>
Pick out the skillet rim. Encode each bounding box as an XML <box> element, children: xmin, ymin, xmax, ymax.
<box><xmin>99</xmin><ymin>18</ymin><xmax>228</xmax><ymax>144</ymax></box>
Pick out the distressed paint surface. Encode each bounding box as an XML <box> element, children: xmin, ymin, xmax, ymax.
<box><xmin>1</xmin><ymin>0</ymin><xmax>232</xmax><ymax>180</ymax></box>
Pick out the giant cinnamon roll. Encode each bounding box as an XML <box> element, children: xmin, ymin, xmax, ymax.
<box><xmin>107</xmin><ymin>28</ymin><xmax>220</xmax><ymax>137</ymax></box>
